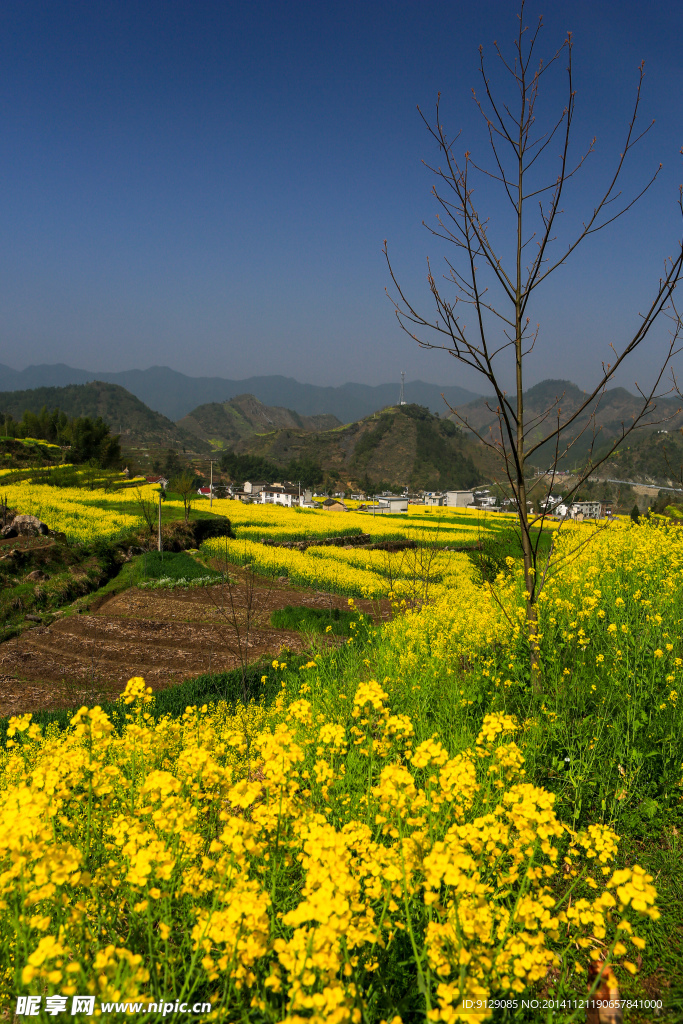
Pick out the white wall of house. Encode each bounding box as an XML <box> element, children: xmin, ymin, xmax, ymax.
<box><xmin>378</xmin><ymin>497</ymin><xmax>408</xmax><ymax>512</ymax></box>
<box><xmin>554</xmin><ymin>501</ymin><xmax>603</xmax><ymax>519</ymax></box>
<box><xmin>445</xmin><ymin>490</ymin><xmax>474</xmax><ymax>507</ymax></box>
<box><xmin>258</xmin><ymin>486</ymin><xmax>312</xmax><ymax>507</ymax></box>
<box><xmin>572</xmin><ymin>501</ymin><xmax>602</xmax><ymax>518</ymax></box>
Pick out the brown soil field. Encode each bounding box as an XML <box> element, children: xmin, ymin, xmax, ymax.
<box><xmin>0</xmin><ymin>575</ymin><xmax>388</xmax><ymax>718</ymax></box>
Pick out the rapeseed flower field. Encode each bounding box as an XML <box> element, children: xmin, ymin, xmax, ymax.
<box><xmin>202</xmin><ymin>502</ymin><xmax>518</xmax><ymax>598</ymax></box>
<box><xmin>0</xmin><ymin>481</ymin><xmax>160</xmax><ymax>543</ymax></box>
<box><xmin>1</xmin><ymin>473</ymin><xmax>682</xmax><ymax>1019</ymax></box>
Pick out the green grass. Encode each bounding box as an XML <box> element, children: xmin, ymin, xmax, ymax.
<box><xmin>270</xmin><ymin>603</ymin><xmax>370</xmax><ymax>636</ymax></box>
<box><xmin>616</xmin><ymin>812</ymin><xmax>683</xmax><ymax>1019</ymax></box>
<box><xmin>66</xmin><ymin>550</ymin><xmax>224</xmax><ymax>612</ymax></box>
<box><xmin>473</xmin><ymin>524</ymin><xmax>553</xmax><ymax>580</ymax></box>
<box><xmin>0</xmin><ymin>541</ymin><xmax>121</xmax><ymax>637</ymax></box>
<box><xmin>133</xmin><ymin>549</ymin><xmax>221</xmax><ymax>583</ymax></box>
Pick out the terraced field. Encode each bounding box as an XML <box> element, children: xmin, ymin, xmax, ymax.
<box><xmin>0</xmin><ymin>571</ymin><xmax>386</xmax><ymax>716</ymax></box>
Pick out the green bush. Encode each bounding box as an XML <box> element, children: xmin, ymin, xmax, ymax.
<box><xmin>270</xmin><ymin>604</ymin><xmax>369</xmax><ymax>636</ymax></box>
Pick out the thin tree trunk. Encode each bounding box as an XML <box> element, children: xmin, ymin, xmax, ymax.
<box><xmin>514</xmin><ymin>96</ymin><xmax>541</xmax><ymax>690</ymax></box>
<box><xmin>517</xmin><ymin>477</ymin><xmax>542</xmax><ymax>690</ymax></box>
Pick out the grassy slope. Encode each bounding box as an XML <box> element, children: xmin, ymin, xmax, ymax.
<box><xmin>0</xmin><ymin>437</ymin><xmax>64</xmax><ymax>469</ymax></box>
<box><xmin>0</xmin><ymin>495</ymin><xmax>231</xmax><ymax>634</ymax></box>
<box><xmin>0</xmin><ymin>540</ymin><xmax>119</xmax><ymax>640</ymax></box>
<box><xmin>270</xmin><ymin>604</ymin><xmax>369</xmax><ymax>636</ymax></box>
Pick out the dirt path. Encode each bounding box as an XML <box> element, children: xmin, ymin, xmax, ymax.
<box><xmin>0</xmin><ymin>578</ymin><xmax>387</xmax><ymax>717</ymax></box>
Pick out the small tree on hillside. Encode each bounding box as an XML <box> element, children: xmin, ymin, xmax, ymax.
<box><xmin>171</xmin><ymin>472</ymin><xmax>196</xmax><ymax>522</ymax></box>
<box><xmin>133</xmin><ymin>486</ymin><xmax>156</xmax><ymax>535</ymax></box>
<box><xmin>385</xmin><ymin>3</ymin><xmax>683</xmax><ymax>688</ymax></box>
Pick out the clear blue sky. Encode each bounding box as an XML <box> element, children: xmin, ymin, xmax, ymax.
<box><xmin>0</xmin><ymin>0</ymin><xmax>681</xmax><ymax>392</ymax></box>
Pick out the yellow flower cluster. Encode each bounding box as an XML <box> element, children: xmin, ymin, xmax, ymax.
<box><xmin>536</xmin><ymin>518</ymin><xmax>683</xmax><ymax>675</ymax></box>
<box><xmin>203</xmin><ymin>536</ymin><xmax>388</xmax><ymax>596</ymax></box>
<box><xmin>0</xmin><ymin>677</ymin><xmax>657</xmax><ymax>1020</ymax></box>
<box><xmin>381</xmin><ymin>564</ymin><xmax>514</xmax><ymax>670</ymax></box>
<box><xmin>1</xmin><ymin>468</ymin><xmax>511</xmax><ymax>582</ymax></box>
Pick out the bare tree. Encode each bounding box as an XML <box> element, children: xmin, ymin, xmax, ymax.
<box><xmin>385</xmin><ymin>3</ymin><xmax>683</xmax><ymax>688</ymax></box>
<box><xmin>209</xmin><ymin>540</ymin><xmax>273</xmax><ymax>704</ymax></box>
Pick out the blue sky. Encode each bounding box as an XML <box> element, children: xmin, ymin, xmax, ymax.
<box><xmin>0</xmin><ymin>0</ymin><xmax>681</xmax><ymax>392</ymax></box>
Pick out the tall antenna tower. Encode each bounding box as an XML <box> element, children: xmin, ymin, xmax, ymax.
<box><xmin>399</xmin><ymin>370</ymin><xmax>406</xmax><ymax>406</ymax></box>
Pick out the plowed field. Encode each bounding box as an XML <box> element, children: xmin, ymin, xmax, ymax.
<box><xmin>0</xmin><ymin>576</ymin><xmax>387</xmax><ymax>717</ymax></box>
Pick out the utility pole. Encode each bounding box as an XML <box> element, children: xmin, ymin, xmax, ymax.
<box><xmin>158</xmin><ymin>491</ymin><xmax>162</xmax><ymax>554</ymax></box>
<box><xmin>206</xmin><ymin>459</ymin><xmax>218</xmax><ymax>507</ymax></box>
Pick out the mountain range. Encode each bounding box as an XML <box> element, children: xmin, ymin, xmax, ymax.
<box><xmin>2</xmin><ymin>372</ymin><xmax>682</xmax><ymax>489</ymax></box>
<box><xmin>0</xmin><ymin>384</ymin><xmax>343</xmax><ymax>454</ymax></box>
<box><xmin>227</xmin><ymin>401</ymin><xmax>497</xmax><ymax>491</ymax></box>
<box><xmin>0</xmin><ymin>364</ymin><xmax>480</xmax><ymax>423</ymax></box>
<box><xmin>0</xmin><ymin>379</ymin><xmax>493</xmax><ymax>489</ymax></box>
<box><xmin>455</xmin><ymin>379</ymin><xmax>683</xmax><ymax>470</ymax></box>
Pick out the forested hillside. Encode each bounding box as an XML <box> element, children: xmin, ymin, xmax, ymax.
<box><xmin>0</xmin><ymin>405</ymin><xmax>121</xmax><ymax>467</ymax></box>
<box><xmin>231</xmin><ymin>402</ymin><xmax>496</xmax><ymax>491</ymax></box>
<box><xmin>456</xmin><ymin>379</ymin><xmax>683</xmax><ymax>471</ymax></box>
<box><xmin>178</xmin><ymin>393</ymin><xmax>340</xmax><ymax>447</ymax></box>
<box><xmin>0</xmin><ymin>382</ymin><xmax>210</xmax><ymax>452</ymax></box>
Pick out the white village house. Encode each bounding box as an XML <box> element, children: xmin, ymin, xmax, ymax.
<box><xmin>554</xmin><ymin>500</ymin><xmax>606</xmax><ymax>520</ymax></box>
<box><xmin>362</xmin><ymin>496</ymin><xmax>409</xmax><ymax>514</ymax></box>
<box><xmin>259</xmin><ymin>486</ymin><xmax>313</xmax><ymax>508</ymax></box>
<box><xmin>243</xmin><ymin>480</ymin><xmax>268</xmax><ymax>495</ymax></box>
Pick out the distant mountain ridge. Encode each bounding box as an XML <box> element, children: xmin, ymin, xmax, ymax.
<box><xmin>455</xmin><ymin>378</ymin><xmax>683</xmax><ymax>468</ymax></box>
<box><xmin>0</xmin><ymin>382</ymin><xmax>339</xmax><ymax>457</ymax></box>
<box><xmin>2</xmin><ymin>374</ymin><xmax>680</xmax><ymax>487</ymax></box>
<box><xmin>178</xmin><ymin>394</ymin><xmax>341</xmax><ymax>446</ymax></box>
<box><xmin>0</xmin><ymin>363</ymin><xmax>481</xmax><ymax>423</ymax></box>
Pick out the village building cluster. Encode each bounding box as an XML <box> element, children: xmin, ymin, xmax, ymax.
<box><xmin>143</xmin><ymin>476</ymin><xmax>613</xmax><ymax>519</ymax></box>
